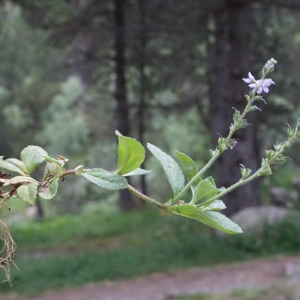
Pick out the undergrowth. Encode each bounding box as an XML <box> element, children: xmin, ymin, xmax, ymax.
<box><xmin>1</xmin><ymin>208</ymin><xmax>300</xmax><ymax>296</ymax></box>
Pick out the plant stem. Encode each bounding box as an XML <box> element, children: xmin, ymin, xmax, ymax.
<box><xmin>60</xmin><ymin>169</ymin><xmax>168</xmax><ymax>210</ymax></box>
<box><xmin>200</xmin><ymin>171</ymin><xmax>260</xmax><ymax>207</ymax></box>
<box><xmin>200</xmin><ymin>133</ymin><xmax>296</xmax><ymax>207</ymax></box>
<box><xmin>127</xmin><ymin>184</ymin><xmax>168</xmax><ymax>210</ymax></box>
<box><xmin>172</xmin><ymin>102</ymin><xmax>254</xmax><ymax>204</ymax></box>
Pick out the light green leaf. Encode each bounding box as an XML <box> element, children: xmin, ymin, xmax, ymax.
<box><xmin>20</xmin><ymin>146</ymin><xmax>48</xmax><ymax>174</ymax></box>
<box><xmin>193</xmin><ymin>177</ymin><xmax>219</xmax><ymax>203</ymax></box>
<box><xmin>169</xmin><ymin>204</ymin><xmax>242</xmax><ymax>234</ymax></box>
<box><xmin>0</xmin><ymin>156</ymin><xmax>27</xmax><ymax>176</ymax></box>
<box><xmin>3</xmin><ymin>176</ymin><xmax>36</xmax><ymax>186</ymax></box>
<box><xmin>123</xmin><ymin>168</ymin><xmax>151</xmax><ymax>176</ymax></box>
<box><xmin>82</xmin><ymin>168</ymin><xmax>128</xmax><ymax>190</ymax></box>
<box><xmin>5</xmin><ymin>158</ymin><xmax>27</xmax><ymax>174</ymax></box>
<box><xmin>200</xmin><ymin>200</ymin><xmax>226</xmax><ymax>211</ymax></box>
<box><xmin>175</xmin><ymin>151</ymin><xmax>200</xmax><ymax>198</ymax></box>
<box><xmin>17</xmin><ymin>181</ymin><xmax>38</xmax><ymax>205</ymax></box>
<box><xmin>147</xmin><ymin>143</ymin><xmax>185</xmax><ymax>199</ymax></box>
<box><xmin>175</xmin><ymin>151</ymin><xmax>199</xmax><ymax>182</ymax></box>
<box><xmin>43</xmin><ymin>155</ymin><xmax>64</xmax><ymax>168</ymax></box>
<box><xmin>42</xmin><ymin>162</ymin><xmax>62</xmax><ymax>180</ymax></box>
<box><xmin>38</xmin><ymin>179</ymin><xmax>59</xmax><ymax>200</ymax></box>
<box><xmin>115</xmin><ymin>131</ymin><xmax>145</xmax><ymax>175</ymax></box>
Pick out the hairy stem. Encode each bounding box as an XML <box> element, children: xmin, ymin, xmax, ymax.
<box><xmin>127</xmin><ymin>184</ymin><xmax>168</xmax><ymax>209</ymax></box>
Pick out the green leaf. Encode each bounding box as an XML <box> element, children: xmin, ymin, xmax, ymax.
<box><xmin>42</xmin><ymin>162</ymin><xmax>62</xmax><ymax>180</ymax></box>
<box><xmin>38</xmin><ymin>179</ymin><xmax>59</xmax><ymax>200</ymax></box>
<box><xmin>201</xmin><ymin>200</ymin><xmax>226</xmax><ymax>211</ymax></box>
<box><xmin>123</xmin><ymin>168</ymin><xmax>151</xmax><ymax>176</ymax></box>
<box><xmin>0</xmin><ymin>156</ymin><xmax>27</xmax><ymax>176</ymax></box>
<box><xmin>82</xmin><ymin>168</ymin><xmax>128</xmax><ymax>190</ymax></box>
<box><xmin>17</xmin><ymin>181</ymin><xmax>38</xmax><ymax>205</ymax></box>
<box><xmin>193</xmin><ymin>177</ymin><xmax>219</xmax><ymax>203</ymax></box>
<box><xmin>169</xmin><ymin>204</ymin><xmax>242</xmax><ymax>234</ymax></box>
<box><xmin>5</xmin><ymin>158</ymin><xmax>28</xmax><ymax>174</ymax></box>
<box><xmin>147</xmin><ymin>143</ymin><xmax>185</xmax><ymax>199</ymax></box>
<box><xmin>3</xmin><ymin>176</ymin><xmax>36</xmax><ymax>186</ymax></box>
<box><xmin>175</xmin><ymin>151</ymin><xmax>199</xmax><ymax>182</ymax></box>
<box><xmin>43</xmin><ymin>155</ymin><xmax>64</xmax><ymax>168</ymax></box>
<box><xmin>20</xmin><ymin>146</ymin><xmax>48</xmax><ymax>174</ymax></box>
<box><xmin>175</xmin><ymin>151</ymin><xmax>200</xmax><ymax>198</ymax></box>
<box><xmin>115</xmin><ymin>131</ymin><xmax>145</xmax><ymax>175</ymax></box>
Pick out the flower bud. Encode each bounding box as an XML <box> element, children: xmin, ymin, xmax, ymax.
<box><xmin>241</xmin><ymin>167</ymin><xmax>251</xmax><ymax>179</ymax></box>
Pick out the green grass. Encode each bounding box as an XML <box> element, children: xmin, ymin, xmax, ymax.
<box><xmin>1</xmin><ymin>208</ymin><xmax>300</xmax><ymax>296</ymax></box>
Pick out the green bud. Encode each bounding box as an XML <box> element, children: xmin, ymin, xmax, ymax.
<box><xmin>287</xmin><ymin>128</ymin><xmax>294</xmax><ymax>139</ymax></box>
<box><xmin>254</xmin><ymin>95</ymin><xmax>264</xmax><ymax>101</ymax></box>
<box><xmin>265</xmin><ymin>150</ymin><xmax>275</xmax><ymax>161</ymax></box>
<box><xmin>241</xmin><ymin>167</ymin><xmax>251</xmax><ymax>179</ymax></box>
<box><xmin>249</xmin><ymin>105</ymin><xmax>261</xmax><ymax>112</ymax></box>
<box><xmin>235</xmin><ymin>119</ymin><xmax>248</xmax><ymax>129</ymax></box>
<box><xmin>282</xmin><ymin>141</ymin><xmax>289</xmax><ymax>151</ymax></box>
<box><xmin>209</xmin><ymin>149</ymin><xmax>217</xmax><ymax>157</ymax></box>
<box><xmin>274</xmin><ymin>154</ymin><xmax>286</xmax><ymax>164</ymax></box>
<box><xmin>218</xmin><ymin>144</ymin><xmax>227</xmax><ymax>154</ymax></box>
<box><xmin>273</xmin><ymin>142</ymin><xmax>283</xmax><ymax>152</ymax></box>
<box><xmin>295</xmin><ymin>124</ymin><xmax>300</xmax><ymax>137</ymax></box>
<box><xmin>245</xmin><ymin>94</ymin><xmax>250</xmax><ymax>102</ymax></box>
<box><xmin>259</xmin><ymin>159</ymin><xmax>272</xmax><ymax>176</ymax></box>
<box><xmin>233</xmin><ymin>110</ymin><xmax>241</xmax><ymax>122</ymax></box>
<box><xmin>218</xmin><ymin>137</ymin><xmax>226</xmax><ymax>146</ymax></box>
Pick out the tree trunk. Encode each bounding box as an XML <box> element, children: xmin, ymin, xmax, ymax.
<box><xmin>210</xmin><ymin>1</ymin><xmax>261</xmax><ymax>216</ymax></box>
<box><xmin>137</xmin><ymin>0</ymin><xmax>148</xmax><ymax>197</ymax></box>
<box><xmin>114</xmin><ymin>0</ymin><xmax>135</xmax><ymax>210</ymax></box>
<box><xmin>71</xmin><ymin>29</ymin><xmax>93</xmax><ymax>109</ymax></box>
<box><xmin>35</xmin><ymin>198</ymin><xmax>44</xmax><ymax>221</ymax></box>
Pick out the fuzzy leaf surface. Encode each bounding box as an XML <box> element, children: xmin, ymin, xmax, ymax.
<box><xmin>38</xmin><ymin>179</ymin><xmax>59</xmax><ymax>200</ymax></box>
<box><xmin>176</xmin><ymin>151</ymin><xmax>200</xmax><ymax>198</ymax></box>
<box><xmin>123</xmin><ymin>168</ymin><xmax>151</xmax><ymax>176</ymax></box>
<box><xmin>147</xmin><ymin>143</ymin><xmax>185</xmax><ymax>199</ymax></box>
<box><xmin>170</xmin><ymin>204</ymin><xmax>242</xmax><ymax>234</ymax></box>
<box><xmin>193</xmin><ymin>177</ymin><xmax>219</xmax><ymax>203</ymax></box>
<box><xmin>43</xmin><ymin>155</ymin><xmax>64</xmax><ymax>168</ymax></box>
<box><xmin>20</xmin><ymin>146</ymin><xmax>48</xmax><ymax>174</ymax></box>
<box><xmin>201</xmin><ymin>200</ymin><xmax>226</xmax><ymax>211</ymax></box>
<box><xmin>42</xmin><ymin>162</ymin><xmax>62</xmax><ymax>180</ymax></box>
<box><xmin>3</xmin><ymin>176</ymin><xmax>36</xmax><ymax>186</ymax></box>
<box><xmin>175</xmin><ymin>151</ymin><xmax>199</xmax><ymax>182</ymax></box>
<box><xmin>82</xmin><ymin>168</ymin><xmax>128</xmax><ymax>190</ymax></box>
<box><xmin>0</xmin><ymin>157</ymin><xmax>27</xmax><ymax>176</ymax></box>
<box><xmin>5</xmin><ymin>158</ymin><xmax>27</xmax><ymax>174</ymax></box>
<box><xmin>17</xmin><ymin>181</ymin><xmax>38</xmax><ymax>205</ymax></box>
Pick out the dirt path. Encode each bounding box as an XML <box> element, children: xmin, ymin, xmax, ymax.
<box><xmin>7</xmin><ymin>255</ymin><xmax>300</xmax><ymax>300</ymax></box>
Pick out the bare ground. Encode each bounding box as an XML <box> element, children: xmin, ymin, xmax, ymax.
<box><xmin>6</xmin><ymin>255</ymin><xmax>300</xmax><ymax>300</ymax></box>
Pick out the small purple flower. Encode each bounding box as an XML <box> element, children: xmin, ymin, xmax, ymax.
<box><xmin>243</xmin><ymin>72</ymin><xmax>275</xmax><ymax>94</ymax></box>
<box><xmin>243</xmin><ymin>72</ymin><xmax>255</xmax><ymax>84</ymax></box>
<box><xmin>255</xmin><ymin>79</ymin><xmax>275</xmax><ymax>94</ymax></box>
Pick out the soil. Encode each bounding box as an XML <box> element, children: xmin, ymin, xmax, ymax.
<box><xmin>6</xmin><ymin>255</ymin><xmax>300</xmax><ymax>300</ymax></box>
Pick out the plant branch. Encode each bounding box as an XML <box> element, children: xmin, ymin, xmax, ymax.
<box><xmin>127</xmin><ymin>184</ymin><xmax>168</xmax><ymax>209</ymax></box>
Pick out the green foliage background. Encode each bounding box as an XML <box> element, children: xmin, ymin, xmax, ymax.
<box><xmin>1</xmin><ymin>1</ymin><xmax>300</xmax><ymax>295</ymax></box>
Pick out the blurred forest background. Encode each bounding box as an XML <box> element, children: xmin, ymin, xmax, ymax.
<box><xmin>3</xmin><ymin>0</ymin><xmax>300</xmax><ymax>297</ymax></box>
<box><xmin>1</xmin><ymin>0</ymin><xmax>300</xmax><ymax>218</ymax></box>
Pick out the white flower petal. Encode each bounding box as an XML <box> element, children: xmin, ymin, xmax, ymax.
<box><xmin>264</xmin><ymin>79</ymin><xmax>275</xmax><ymax>87</ymax></box>
<box><xmin>257</xmin><ymin>87</ymin><xmax>262</xmax><ymax>94</ymax></box>
<box><xmin>248</xmin><ymin>72</ymin><xmax>255</xmax><ymax>80</ymax></box>
<box><xmin>243</xmin><ymin>78</ymin><xmax>252</xmax><ymax>83</ymax></box>
<box><xmin>263</xmin><ymin>86</ymin><xmax>269</xmax><ymax>93</ymax></box>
